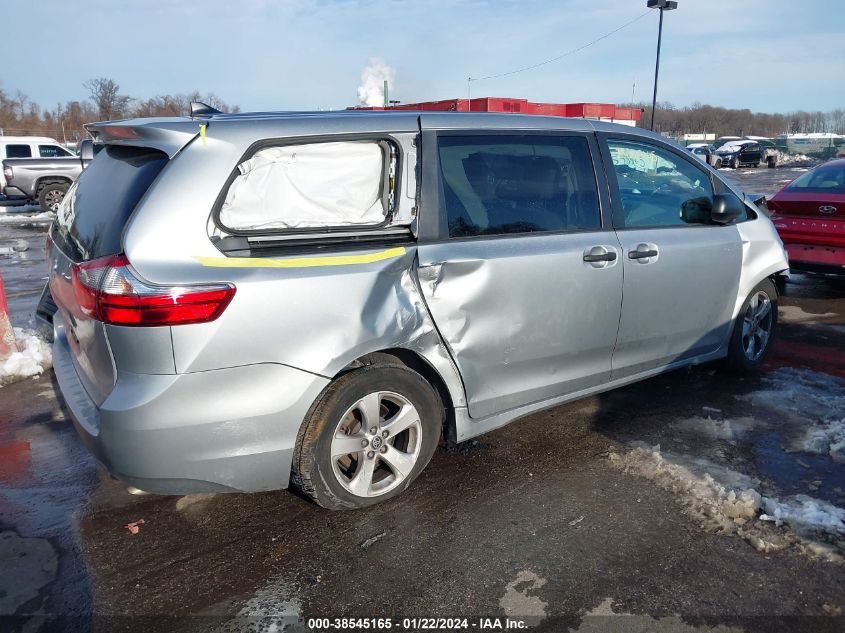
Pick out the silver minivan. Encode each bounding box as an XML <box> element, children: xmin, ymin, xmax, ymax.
<box><xmin>44</xmin><ymin>109</ymin><xmax>788</xmax><ymax>509</ymax></box>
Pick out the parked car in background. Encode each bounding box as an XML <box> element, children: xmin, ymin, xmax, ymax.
<box><xmin>687</xmin><ymin>143</ymin><xmax>723</xmax><ymax>168</ymax></box>
<box><xmin>769</xmin><ymin>158</ymin><xmax>845</xmax><ymax>276</ymax></box>
<box><xmin>717</xmin><ymin>140</ymin><xmax>768</xmax><ymax>169</ymax></box>
<box><xmin>42</xmin><ymin>109</ymin><xmax>788</xmax><ymax>509</ymax></box>
<box><xmin>716</xmin><ymin>140</ymin><xmax>777</xmax><ymax>169</ymax></box>
<box><xmin>2</xmin><ymin>139</ymin><xmax>97</xmax><ymax>212</ymax></box>
<box><xmin>0</xmin><ymin>136</ymin><xmax>74</xmax><ymax>160</ymax></box>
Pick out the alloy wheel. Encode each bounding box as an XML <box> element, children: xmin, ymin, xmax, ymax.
<box><xmin>742</xmin><ymin>291</ymin><xmax>773</xmax><ymax>361</ymax></box>
<box><xmin>44</xmin><ymin>189</ymin><xmax>65</xmax><ymax>212</ymax></box>
<box><xmin>330</xmin><ymin>391</ymin><xmax>422</xmax><ymax>498</ymax></box>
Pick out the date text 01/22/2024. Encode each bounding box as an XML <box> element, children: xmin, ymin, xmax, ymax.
<box><xmin>306</xmin><ymin>617</ymin><xmax>528</xmax><ymax>630</ymax></box>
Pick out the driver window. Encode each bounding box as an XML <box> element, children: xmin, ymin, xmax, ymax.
<box><xmin>607</xmin><ymin>139</ymin><xmax>714</xmax><ymax>228</ymax></box>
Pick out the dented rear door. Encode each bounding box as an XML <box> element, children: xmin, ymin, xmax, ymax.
<box><xmin>416</xmin><ymin>130</ymin><xmax>623</xmax><ymax>419</ymax></box>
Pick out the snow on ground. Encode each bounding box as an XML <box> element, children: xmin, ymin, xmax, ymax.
<box><xmin>0</xmin><ymin>211</ymin><xmax>54</xmax><ymax>226</ymax></box>
<box><xmin>0</xmin><ymin>203</ymin><xmax>41</xmax><ymax>213</ymax></box>
<box><xmin>762</xmin><ymin>495</ymin><xmax>845</xmax><ymax>536</ymax></box>
<box><xmin>674</xmin><ymin>415</ymin><xmax>757</xmax><ymax>442</ymax></box>
<box><xmin>0</xmin><ymin>328</ymin><xmax>52</xmax><ymax>387</ymax></box>
<box><xmin>738</xmin><ymin>367</ymin><xmax>844</xmax><ymax>426</ymax></box>
<box><xmin>609</xmin><ymin>444</ymin><xmax>843</xmax><ymax>558</ymax></box>
<box><xmin>737</xmin><ymin>366</ymin><xmax>845</xmax><ymax>471</ymax></box>
<box><xmin>610</xmin><ymin>367</ymin><xmax>845</xmax><ymax>559</ymax></box>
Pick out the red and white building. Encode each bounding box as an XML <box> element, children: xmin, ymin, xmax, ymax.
<box><xmin>352</xmin><ymin>98</ymin><xmax>642</xmax><ymax>126</ymax></box>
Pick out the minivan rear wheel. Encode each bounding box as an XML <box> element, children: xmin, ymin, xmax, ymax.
<box><xmin>725</xmin><ymin>279</ymin><xmax>778</xmax><ymax>373</ymax></box>
<box><xmin>291</xmin><ymin>363</ymin><xmax>442</xmax><ymax>509</ymax></box>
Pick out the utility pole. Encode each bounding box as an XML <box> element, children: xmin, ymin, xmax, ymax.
<box><xmin>467</xmin><ymin>77</ymin><xmax>472</xmax><ymax>112</ymax></box>
<box><xmin>647</xmin><ymin>0</ymin><xmax>678</xmax><ymax>131</ymax></box>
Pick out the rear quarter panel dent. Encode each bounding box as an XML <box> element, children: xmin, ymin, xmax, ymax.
<box><xmin>169</xmin><ymin>248</ymin><xmax>467</xmax><ymax>407</ymax></box>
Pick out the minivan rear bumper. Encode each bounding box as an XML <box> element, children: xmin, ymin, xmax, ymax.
<box><xmin>53</xmin><ymin>318</ymin><xmax>330</xmax><ymax>494</ymax></box>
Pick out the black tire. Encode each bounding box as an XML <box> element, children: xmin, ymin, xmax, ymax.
<box><xmin>731</xmin><ymin>157</ymin><xmax>740</xmax><ymax>169</ymax></box>
<box><xmin>767</xmin><ymin>156</ymin><xmax>777</xmax><ymax>168</ymax></box>
<box><xmin>725</xmin><ymin>278</ymin><xmax>778</xmax><ymax>373</ymax></box>
<box><xmin>37</xmin><ymin>182</ymin><xmax>69</xmax><ymax>213</ymax></box>
<box><xmin>291</xmin><ymin>363</ymin><xmax>442</xmax><ymax>510</ymax></box>
<box><xmin>714</xmin><ymin>158</ymin><xmax>722</xmax><ymax>169</ymax></box>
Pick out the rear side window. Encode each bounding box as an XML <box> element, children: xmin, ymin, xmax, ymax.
<box><xmin>438</xmin><ymin>135</ymin><xmax>601</xmax><ymax>238</ymax></box>
<box><xmin>39</xmin><ymin>144</ymin><xmax>73</xmax><ymax>158</ymax></box>
<box><xmin>6</xmin><ymin>144</ymin><xmax>32</xmax><ymax>158</ymax></box>
<box><xmin>53</xmin><ymin>145</ymin><xmax>168</xmax><ymax>262</ymax></box>
<box><xmin>607</xmin><ymin>139</ymin><xmax>713</xmax><ymax>228</ymax></box>
<box><xmin>218</xmin><ymin>140</ymin><xmax>395</xmax><ymax>232</ymax></box>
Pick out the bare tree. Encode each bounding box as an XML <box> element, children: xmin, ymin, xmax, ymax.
<box><xmin>83</xmin><ymin>77</ymin><xmax>132</xmax><ymax>120</ymax></box>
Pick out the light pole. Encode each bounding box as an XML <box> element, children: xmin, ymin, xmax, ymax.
<box><xmin>647</xmin><ymin>0</ymin><xmax>678</xmax><ymax>130</ymax></box>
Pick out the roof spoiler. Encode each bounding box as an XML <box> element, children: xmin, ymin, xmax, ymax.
<box><xmin>190</xmin><ymin>101</ymin><xmax>224</xmax><ymax>118</ymax></box>
<box><xmin>85</xmin><ymin>119</ymin><xmax>202</xmax><ymax>158</ymax></box>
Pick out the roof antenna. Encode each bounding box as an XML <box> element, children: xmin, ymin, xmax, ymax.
<box><xmin>190</xmin><ymin>101</ymin><xmax>224</xmax><ymax>118</ymax></box>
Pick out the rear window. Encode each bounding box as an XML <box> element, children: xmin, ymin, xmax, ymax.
<box><xmin>53</xmin><ymin>145</ymin><xmax>168</xmax><ymax>262</ymax></box>
<box><xmin>786</xmin><ymin>164</ymin><xmax>845</xmax><ymax>193</ymax></box>
<box><xmin>6</xmin><ymin>144</ymin><xmax>32</xmax><ymax>158</ymax></box>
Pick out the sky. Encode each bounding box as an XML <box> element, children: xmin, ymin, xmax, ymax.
<box><xmin>3</xmin><ymin>0</ymin><xmax>844</xmax><ymax>114</ymax></box>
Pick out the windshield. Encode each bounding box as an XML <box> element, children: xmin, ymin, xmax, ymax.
<box><xmin>786</xmin><ymin>163</ymin><xmax>845</xmax><ymax>193</ymax></box>
<box><xmin>717</xmin><ymin>143</ymin><xmax>745</xmax><ymax>153</ymax></box>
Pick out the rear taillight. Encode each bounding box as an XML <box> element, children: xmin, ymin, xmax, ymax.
<box><xmin>71</xmin><ymin>255</ymin><xmax>235</xmax><ymax>326</ymax></box>
<box><xmin>3</xmin><ymin>165</ymin><xmax>12</xmax><ymax>185</ymax></box>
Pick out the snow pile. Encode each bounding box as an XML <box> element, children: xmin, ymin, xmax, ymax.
<box><xmin>797</xmin><ymin>421</ymin><xmax>845</xmax><ymax>463</ymax></box>
<box><xmin>609</xmin><ymin>444</ymin><xmax>845</xmax><ymax>559</ymax></box>
<box><xmin>608</xmin><ymin>445</ymin><xmax>762</xmax><ymax>531</ymax></box>
<box><xmin>674</xmin><ymin>415</ymin><xmax>756</xmax><ymax>442</ymax></box>
<box><xmin>772</xmin><ymin>150</ymin><xmax>818</xmax><ymax>168</ymax></box>
<box><xmin>762</xmin><ymin>495</ymin><xmax>845</xmax><ymax>537</ymax></box>
<box><xmin>1</xmin><ymin>328</ymin><xmax>52</xmax><ymax>386</ymax></box>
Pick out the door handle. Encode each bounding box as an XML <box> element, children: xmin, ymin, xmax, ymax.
<box><xmin>583</xmin><ymin>251</ymin><xmax>618</xmax><ymax>263</ymax></box>
<box><xmin>628</xmin><ymin>244</ymin><xmax>659</xmax><ymax>260</ymax></box>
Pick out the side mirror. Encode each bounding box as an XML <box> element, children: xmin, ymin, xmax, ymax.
<box><xmin>710</xmin><ymin>193</ymin><xmax>745</xmax><ymax>225</ymax></box>
<box><xmin>79</xmin><ymin>139</ymin><xmax>95</xmax><ymax>161</ymax></box>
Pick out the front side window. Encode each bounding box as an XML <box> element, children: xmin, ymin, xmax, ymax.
<box><xmin>219</xmin><ymin>141</ymin><xmax>395</xmax><ymax>231</ymax></box>
<box><xmin>39</xmin><ymin>144</ymin><xmax>73</xmax><ymax>158</ymax></box>
<box><xmin>6</xmin><ymin>144</ymin><xmax>32</xmax><ymax>158</ymax></box>
<box><xmin>438</xmin><ymin>135</ymin><xmax>601</xmax><ymax>238</ymax></box>
<box><xmin>607</xmin><ymin>139</ymin><xmax>714</xmax><ymax>228</ymax></box>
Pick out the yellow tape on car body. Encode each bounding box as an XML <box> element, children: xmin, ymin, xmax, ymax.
<box><xmin>194</xmin><ymin>246</ymin><xmax>407</xmax><ymax>269</ymax></box>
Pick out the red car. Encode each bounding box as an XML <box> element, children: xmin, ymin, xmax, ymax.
<box><xmin>769</xmin><ymin>159</ymin><xmax>845</xmax><ymax>275</ymax></box>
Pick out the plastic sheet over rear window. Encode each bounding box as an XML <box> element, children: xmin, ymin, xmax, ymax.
<box><xmin>218</xmin><ymin>141</ymin><xmax>387</xmax><ymax>231</ymax></box>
